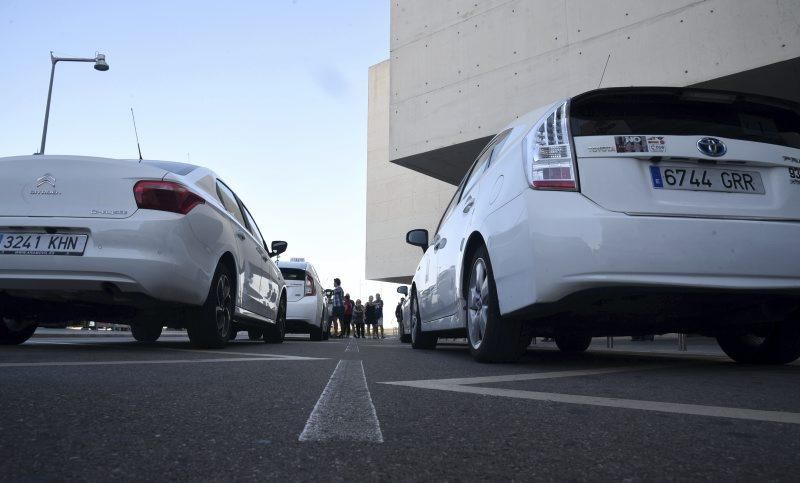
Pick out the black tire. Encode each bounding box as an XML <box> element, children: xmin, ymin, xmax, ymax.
<box><xmin>716</xmin><ymin>323</ymin><xmax>800</xmax><ymax>365</ymax></box>
<box><xmin>465</xmin><ymin>246</ymin><xmax>525</xmax><ymax>363</ymax></box>
<box><xmin>554</xmin><ymin>335</ymin><xmax>592</xmax><ymax>353</ymax></box>
<box><xmin>187</xmin><ymin>263</ymin><xmax>234</xmax><ymax>349</ymax></box>
<box><xmin>0</xmin><ymin>317</ymin><xmax>38</xmax><ymax>345</ymax></box>
<box><xmin>321</xmin><ymin>308</ymin><xmax>330</xmax><ymax>340</ymax></box>
<box><xmin>410</xmin><ymin>290</ymin><xmax>437</xmax><ymax>350</ymax></box>
<box><xmin>247</xmin><ymin>329</ymin><xmax>264</xmax><ymax>341</ymax></box>
<box><xmin>264</xmin><ymin>298</ymin><xmax>286</xmax><ymax>344</ymax></box>
<box><xmin>131</xmin><ymin>324</ymin><xmax>162</xmax><ymax>343</ymax></box>
<box><xmin>310</xmin><ymin>309</ymin><xmax>325</xmax><ymax>341</ymax></box>
<box><xmin>310</xmin><ymin>325</ymin><xmax>323</xmax><ymax>341</ymax></box>
<box><xmin>229</xmin><ymin>329</ymin><xmax>238</xmax><ymax>341</ymax></box>
<box><xmin>399</xmin><ymin>321</ymin><xmax>412</xmax><ymax>343</ymax></box>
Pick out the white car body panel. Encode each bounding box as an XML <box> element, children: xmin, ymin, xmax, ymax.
<box><xmin>573</xmin><ymin>136</ymin><xmax>800</xmax><ymax>221</ymax></box>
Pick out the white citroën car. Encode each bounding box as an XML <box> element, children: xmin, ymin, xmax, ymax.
<box><xmin>405</xmin><ymin>87</ymin><xmax>800</xmax><ymax>364</ymax></box>
<box><xmin>0</xmin><ymin>156</ymin><xmax>288</xmax><ymax>348</ymax></box>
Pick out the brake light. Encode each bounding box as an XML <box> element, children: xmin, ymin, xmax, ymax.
<box><xmin>305</xmin><ymin>273</ymin><xmax>316</xmax><ymax>296</ymax></box>
<box><xmin>134</xmin><ymin>181</ymin><xmax>205</xmax><ymax>215</ymax></box>
<box><xmin>524</xmin><ymin>101</ymin><xmax>578</xmax><ymax>190</ymax></box>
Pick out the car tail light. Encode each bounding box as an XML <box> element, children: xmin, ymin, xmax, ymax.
<box><xmin>524</xmin><ymin>101</ymin><xmax>579</xmax><ymax>190</ymax></box>
<box><xmin>305</xmin><ymin>273</ymin><xmax>316</xmax><ymax>296</ymax></box>
<box><xmin>134</xmin><ymin>181</ymin><xmax>205</xmax><ymax>215</ymax></box>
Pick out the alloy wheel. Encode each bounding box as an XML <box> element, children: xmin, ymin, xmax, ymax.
<box><xmin>410</xmin><ymin>294</ymin><xmax>419</xmax><ymax>344</ymax></box>
<box><xmin>467</xmin><ymin>257</ymin><xmax>489</xmax><ymax>350</ymax></box>
<box><xmin>215</xmin><ymin>273</ymin><xmax>233</xmax><ymax>339</ymax></box>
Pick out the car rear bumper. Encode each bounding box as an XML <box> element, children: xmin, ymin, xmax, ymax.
<box><xmin>286</xmin><ymin>296</ymin><xmax>319</xmax><ymax>327</ymax></box>
<box><xmin>486</xmin><ymin>191</ymin><xmax>800</xmax><ymax>315</ymax></box>
<box><xmin>0</xmin><ymin>213</ymin><xmax>214</xmax><ymax>307</ymax></box>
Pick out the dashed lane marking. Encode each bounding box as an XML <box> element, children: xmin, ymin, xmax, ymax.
<box><xmin>381</xmin><ymin>367</ymin><xmax>800</xmax><ymax>425</ymax></box>
<box><xmin>345</xmin><ymin>338</ymin><xmax>359</xmax><ymax>352</ymax></box>
<box><xmin>299</xmin><ymin>359</ymin><xmax>383</xmax><ymax>442</ymax></box>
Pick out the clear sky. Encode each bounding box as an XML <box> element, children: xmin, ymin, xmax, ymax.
<box><xmin>0</xmin><ymin>0</ymin><xmax>407</xmax><ymax>326</ymax></box>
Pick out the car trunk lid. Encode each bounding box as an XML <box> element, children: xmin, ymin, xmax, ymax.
<box><xmin>569</xmin><ymin>88</ymin><xmax>800</xmax><ymax>221</ymax></box>
<box><xmin>280</xmin><ymin>267</ymin><xmax>308</xmax><ymax>302</ymax></box>
<box><xmin>0</xmin><ymin>155</ymin><xmax>168</xmax><ymax>219</ymax></box>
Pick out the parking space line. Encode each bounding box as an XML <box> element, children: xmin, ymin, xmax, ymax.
<box><xmin>0</xmin><ymin>356</ymin><xmax>324</xmax><ymax>368</ymax></box>
<box><xmin>27</xmin><ymin>340</ymin><xmax>93</xmax><ymax>346</ymax></box>
<box><xmin>382</xmin><ymin>368</ymin><xmax>800</xmax><ymax>425</ymax></box>
<box><xmin>299</xmin><ymin>360</ymin><xmax>383</xmax><ymax>442</ymax></box>
<box><xmin>387</xmin><ymin>367</ymin><xmax>658</xmax><ymax>386</ymax></box>
<box><xmin>164</xmin><ymin>348</ymin><xmax>325</xmax><ymax>360</ymax></box>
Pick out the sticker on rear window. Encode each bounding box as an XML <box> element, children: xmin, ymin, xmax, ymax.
<box><xmin>646</xmin><ymin>136</ymin><xmax>666</xmax><ymax>153</ymax></box>
<box><xmin>614</xmin><ymin>136</ymin><xmax>648</xmax><ymax>153</ymax></box>
<box><xmin>587</xmin><ymin>145</ymin><xmax>617</xmax><ymax>153</ymax></box>
<box><xmin>789</xmin><ymin>167</ymin><xmax>800</xmax><ymax>185</ymax></box>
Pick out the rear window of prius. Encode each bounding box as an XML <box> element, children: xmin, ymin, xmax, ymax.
<box><xmin>280</xmin><ymin>268</ymin><xmax>306</xmax><ymax>281</ymax></box>
<box><xmin>570</xmin><ymin>88</ymin><xmax>800</xmax><ymax>149</ymax></box>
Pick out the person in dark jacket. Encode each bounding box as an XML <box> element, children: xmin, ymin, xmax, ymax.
<box><xmin>374</xmin><ymin>293</ymin><xmax>385</xmax><ymax>339</ymax></box>
<box><xmin>352</xmin><ymin>299</ymin><xmax>365</xmax><ymax>338</ymax></box>
<box><xmin>365</xmin><ymin>295</ymin><xmax>376</xmax><ymax>337</ymax></box>
<box><xmin>342</xmin><ymin>294</ymin><xmax>353</xmax><ymax>338</ymax></box>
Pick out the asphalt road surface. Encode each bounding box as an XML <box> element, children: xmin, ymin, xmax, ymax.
<box><xmin>1</xmin><ymin>332</ymin><xmax>799</xmax><ymax>481</ymax></box>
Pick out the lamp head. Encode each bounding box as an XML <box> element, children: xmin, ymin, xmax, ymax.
<box><xmin>94</xmin><ymin>53</ymin><xmax>109</xmax><ymax>71</ymax></box>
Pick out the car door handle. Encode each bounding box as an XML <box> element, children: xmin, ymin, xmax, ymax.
<box><xmin>463</xmin><ymin>198</ymin><xmax>475</xmax><ymax>213</ymax></box>
<box><xmin>236</xmin><ymin>232</ymin><xmax>246</xmax><ymax>240</ymax></box>
<box><xmin>434</xmin><ymin>237</ymin><xmax>447</xmax><ymax>251</ymax></box>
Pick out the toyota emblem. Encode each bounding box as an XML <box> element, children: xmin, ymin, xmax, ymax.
<box><xmin>697</xmin><ymin>137</ymin><xmax>727</xmax><ymax>157</ymax></box>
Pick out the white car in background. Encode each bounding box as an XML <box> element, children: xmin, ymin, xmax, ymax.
<box><xmin>397</xmin><ymin>286</ymin><xmax>411</xmax><ymax>343</ymax></box>
<box><xmin>278</xmin><ymin>259</ymin><xmax>329</xmax><ymax>340</ymax></box>
<box><xmin>405</xmin><ymin>87</ymin><xmax>800</xmax><ymax>365</ymax></box>
<box><xmin>0</xmin><ymin>155</ymin><xmax>288</xmax><ymax>348</ymax></box>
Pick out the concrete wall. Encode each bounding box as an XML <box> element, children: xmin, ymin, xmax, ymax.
<box><xmin>389</xmin><ymin>0</ymin><xmax>800</xmax><ymax>163</ymax></box>
<box><xmin>366</xmin><ymin>60</ymin><xmax>456</xmax><ymax>283</ymax></box>
<box><xmin>367</xmin><ymin>0</ymin><xmax>800</xmax><ymax>282</ymax></box>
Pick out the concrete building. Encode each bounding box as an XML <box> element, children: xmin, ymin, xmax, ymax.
<box><xmin>367</xmin><ymin>0</ymin><xmax>800</xmax><ymax>283</ymax></box>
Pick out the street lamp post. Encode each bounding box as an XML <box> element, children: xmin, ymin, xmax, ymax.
<box><xmin>37</xmin><ymin>51</ymin><xmax>109</xmax><ymax>155</ymax></box>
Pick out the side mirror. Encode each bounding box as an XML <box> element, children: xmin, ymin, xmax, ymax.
<box><xmin>270</xmin><ymin>240</ymin><xmax>288</xmax><ymax>257</ymax></box>
<box><xmin>397</xmin><ymin>286</ymin><xmax>408</xmax><ymax>296</ymax></box>
<box><xmin>406</xmin><ymin>229</ymin><xmax>429</xmax><ymax>253</ymax></box>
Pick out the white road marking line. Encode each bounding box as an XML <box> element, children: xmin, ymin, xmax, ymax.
<box><xmin>345</xmin><ymin>338</ymin><xmax>359</xmax><ymax>352</ymax></box>
<box><xmin>164</xmin><ymin>348</ymin><xmax>324</xmax><ymax>360</ymax></box>
<box><xmin>299</xmin><ymin>360</ymin><xmax>383</xmax><ymax>442</ymax></box>
<box><xmin>381</xmin><ymin>368</ymin><xmax>800</xmax><ymax>425</ymax></box>
<box><xmin>0</xmin><ymin>356</ymin><xmax>322</xmax><ymax>368</ymax></box>
<box><xmin>418</xmin><ymin>384</ymin><xmax>800</xmax><ymax>425</ymax></box>
<box><xmin>24</xmin><ymin>343</ymin><xmax>325</xmax><ymax>361</ymax></box>
<box><xmin>27</xmin><ymin>341</ymin><xmax>88</xmax><ymax>345</ymax></box>
<box><xmin>385</xmin><ymin>367</ymin><xmax>657</xmax><ymax>387</ymax></box>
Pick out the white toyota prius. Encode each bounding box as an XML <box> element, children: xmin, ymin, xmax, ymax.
<box><xmin>0</xmin><ymin>155</ymin><xmax>288</xmax><ymax>348</ymax></box>
<box><xmin>405</xmin><ymin>87</ymin><xmax>800</xmax><ymax>364</ymax></box>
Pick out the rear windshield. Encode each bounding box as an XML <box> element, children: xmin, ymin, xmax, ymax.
<box><xmin>280</xmin><ymin>268</ymin><xmax>306</xmax><ymax>281</ymax></box>
<box><xmin>570</xmin><ymin>89</ymin><xmax>800</xmax><ymax>149</ymax></box>
<box><xmin>142</xmin><ymin>161</ymin><xmax>197</xmax><ymax>175</ymax></box>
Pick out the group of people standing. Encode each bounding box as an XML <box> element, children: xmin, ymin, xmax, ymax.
<box><xmin>329</xmin><ymin>278</ymin><xmax>385</xmax><ymax>339</ymax></box>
